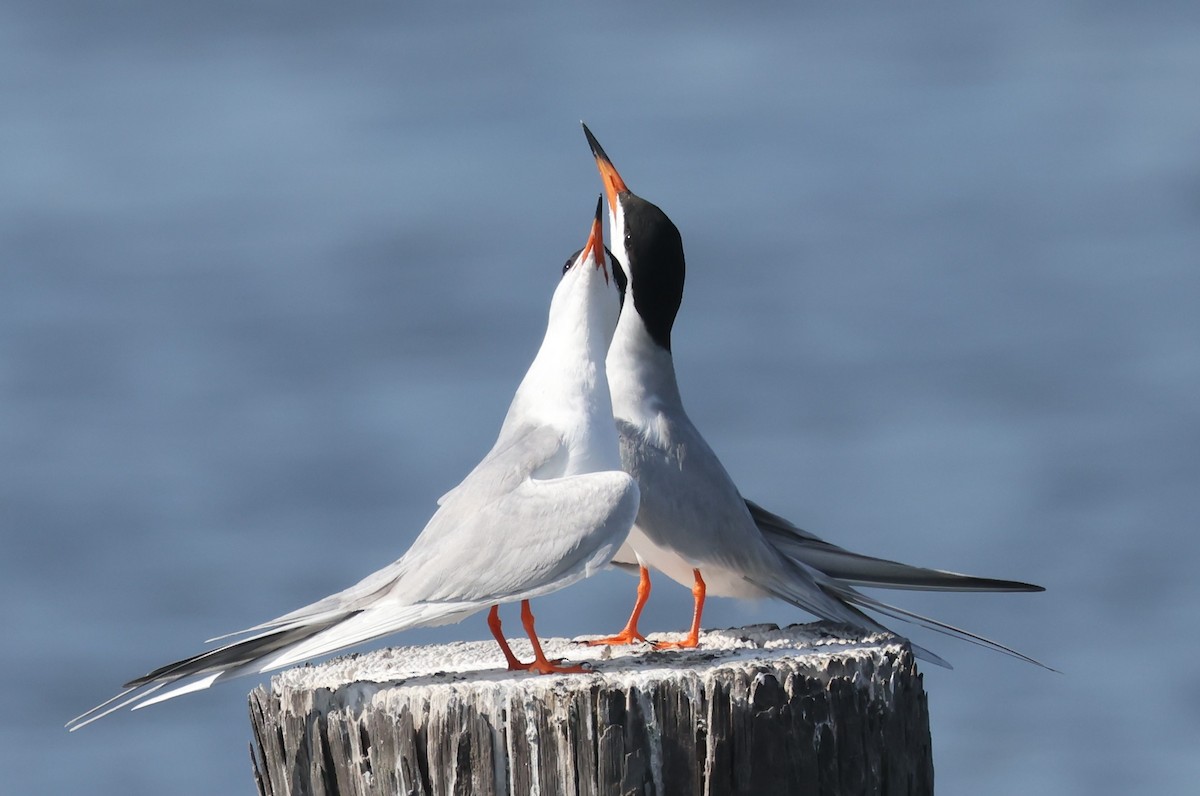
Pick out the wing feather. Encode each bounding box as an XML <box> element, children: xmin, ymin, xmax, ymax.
<box><xmin>747</xmin><ymin>499</ymin><xmax>1044</xmax><ymax>593</ymax></box>
<box><xmin>70</xmin><ymin>423</ymin><xmax>637</xmax><ymax>727</ymax></box>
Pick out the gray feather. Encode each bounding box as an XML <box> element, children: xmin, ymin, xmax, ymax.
<box><xmin>746</xmin><ymin>499</ymin><xmax>1044</xmax><ymax>593</ymax></box>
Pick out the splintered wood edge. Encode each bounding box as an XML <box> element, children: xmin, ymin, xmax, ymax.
<box><xmin>248</xmin><ymin>623</ymin><xmax>933</xmax><ymax>796</ymax></box>
<box><xmin>267</xmin><ymin>622</ymin><xmax>905</xmax><ymax>697</ymax></box>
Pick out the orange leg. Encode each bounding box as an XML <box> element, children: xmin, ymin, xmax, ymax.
<box><xmin>487</xmin><ymin>605</ymin><xmax>529</xmax><ymax>671</ymax></box>
<box><xmin>655</xmin><ymin>569</ymin><xmax>706</xmax><ymax>649</ymax></box>
<box><xmin>520</xmin><ymin>600</ymin><xmax>589</xmax><ymax>674</ymax></box>
<box><xmin>585</xmin><ymin>565</ymin><xmax>653</xmax><ymax>646</ymax></box>
<box><xmin>489</xmin><ymin>603</ymin><xmax>573</xmax><ymax>672</ymax></box>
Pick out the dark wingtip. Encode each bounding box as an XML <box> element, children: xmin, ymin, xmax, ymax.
<box><xmin>1001</xmin><ymin>581</ymin><xmax>1046</xmax><ymax>593</ymax></box>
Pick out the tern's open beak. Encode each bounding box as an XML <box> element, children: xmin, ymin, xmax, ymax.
<box><xmin>582</xmin><ymin>194</ymin><xmax>608</xmax><ymax>283</ymax></box>
<box><xmin>582</xmin><ymin>123</ymin><xmax>628</xmax><ymax>216</ymax></box>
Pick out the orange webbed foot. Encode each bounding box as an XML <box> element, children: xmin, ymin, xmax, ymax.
<box><xmin>523</xmin><ymin>658</ymin><xmax>592</xmax><ymax>675</ymax></box>
<box><xmin>650</xmin><ymin>632</ymin><xmax>702</xmax><ymax>650</ymax></box>
<box><xmin>517</xmin><ymin>599</ymin><xmax>594</xmax><ymax>676</ymax></box>
<box><xmin>648</xmin><ymin>569</ymin><xmax>707</xmax><ymax>650</ymax></box>
<box><xmin>582</xmin><ymin>628</ymin><xmax>651</xmax><ymax>647</ymax></box>
<box><xmin>583</xmin><ymin>565</ymin><xmax>654</xmax><ymax>646</ymax></box>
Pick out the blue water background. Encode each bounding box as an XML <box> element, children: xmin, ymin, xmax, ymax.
<box><xmin>4</xmin><ymin>3</ymin><xmax>1198</xmax><ymax>793</ymax></box>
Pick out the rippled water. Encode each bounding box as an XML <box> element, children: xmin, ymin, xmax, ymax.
<box><xmin>5</xmin><ymin>3</ymin><xmax>1198</xmax><ymax>794</ymax></box>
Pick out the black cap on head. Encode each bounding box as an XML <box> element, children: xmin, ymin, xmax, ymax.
<box><xmin>582</xmin><ymin>123</ymin><xmax>684</xmax><ymax>351</ymax></box>
<box><xmin>620</xmin><ymin>194</ymin><xmax>685</xmax><ymax>351</ymax></box>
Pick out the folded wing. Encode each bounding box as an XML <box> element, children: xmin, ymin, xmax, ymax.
<box><xmin>68</xmin><ymin>424</ymin><xmax>637</xmax><ymax>729</ymax></box>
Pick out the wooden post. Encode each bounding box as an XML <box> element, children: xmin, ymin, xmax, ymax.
<box><xmin>248</xmin><ymin>623</ymin><xmax>933</xmax><ymax>796</ymax></box>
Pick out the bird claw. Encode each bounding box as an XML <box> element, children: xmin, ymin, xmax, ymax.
<box><xmin>650</xmin><ymin>634</ymin><xmax>701</xmax><ymax>650</ymax></box>
<box><xmin>580</xmin><ymin>630</ymin><xmax>651</xmax><ymax>647</ymax></box>
<box><xmin>525</xmin><ymin>658</ymin><xmax>592</xmax><ymax>675</ymax></box>
<box><xmin>507</xmin><ymin>655</ymin><xmax>593</xmax><ymax>674</ymax></box>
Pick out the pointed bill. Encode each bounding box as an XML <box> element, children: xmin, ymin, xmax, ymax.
<box><xmin>583</xmin><ymin>194</ymin><xmax>608</xmax><ymax>281</ymax></box>
<box><xmin>582</xmin><ymin>123</ymin><xmax>628</xmax><ymax>214</ymax></box>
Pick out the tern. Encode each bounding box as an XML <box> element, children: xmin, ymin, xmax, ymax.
<box><xmin>580</xmin><ymin>123</ymin><xmax>1046</xmax><ymax>668</ymax></box>
<box><xmin>69</xmin><ymin>198</ymin><xmax>639</xmax><ymax>729</ymax></box>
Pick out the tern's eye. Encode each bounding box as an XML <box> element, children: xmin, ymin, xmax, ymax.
<box><xmin>562</xmin><ymin>247</ymin><xmax>584</xmax><ymax>276</ymax></box>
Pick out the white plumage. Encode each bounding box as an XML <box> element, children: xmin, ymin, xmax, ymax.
<box><xmin>583</xmin><ymin>123</ymin><xmax>1047</xmax><ymax>669</ymax></box>
<box><xmin>69</xmin><ymin>200</ymin><xmax>638</xmax><ymax>729</ymax></box>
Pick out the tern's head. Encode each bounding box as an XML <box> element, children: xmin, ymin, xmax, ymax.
<box><xmin>545</xmin><ymin>196</ymin><xmax>625</xmax><ymax>359</ymax></box>
<box><xmin>582</xmin><ymin>123</ymin><xmax>685</xmax><ymax>353</ymax></box>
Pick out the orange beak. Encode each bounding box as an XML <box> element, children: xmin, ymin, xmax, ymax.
<box><xmin>582</xmin><ymin>123</ymin><xmax>629</xmax><ymax>215</ymax></box>
<box><xmin>582</xmin><ymin>194</ymin><xmax>608</xmax><ymax>283</ymax></box>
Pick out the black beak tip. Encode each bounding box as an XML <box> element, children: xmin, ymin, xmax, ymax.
<box><xmin>593</xmin><ymin>194</ymin><xmax>603</xmax><ymax>224</ymax></box>
<box><xmin>581</xmin><ymin>122</ymin><xmax>608</xmax><ymax>161</ymax></box>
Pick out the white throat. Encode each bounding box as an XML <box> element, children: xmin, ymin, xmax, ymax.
<box><xmin>506</xmin><ymin>260</ymin><xmax>622</xmax><ymax>476</ymax></box>
<box><xmin>605</xmin><ymin>202</ymin><xmax>685</xmax><ymax>443</ymax></box>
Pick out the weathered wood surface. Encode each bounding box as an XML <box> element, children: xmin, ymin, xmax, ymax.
<box><xmin>249</xmin><ymin>623</ymin><xmax>933</xmax><ymax>796</ymax></box>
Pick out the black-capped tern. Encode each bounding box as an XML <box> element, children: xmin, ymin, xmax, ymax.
<box><xmin>581</xmin><ymin>123</ymin><xmax>1046</xmax><ymax>669</ymax></box>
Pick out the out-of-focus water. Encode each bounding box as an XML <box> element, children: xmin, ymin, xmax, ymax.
<box><xmin>4</xmin><ymin>3</ymin><xmax>1198</xmax><ymax>793</ymax></box>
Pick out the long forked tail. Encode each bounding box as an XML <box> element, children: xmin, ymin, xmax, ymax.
<box><xmin>67</xmin><ymin>601</ymin><xmax>477</xmax><ymax>731</ymax></box>
<box><xmin>747</xmin><ymin>499</ymin><xmax>1045</xmax><ymax>593</ymax></box>
<box><xmin>66</xmin><ymin>614</ymin><xmax>356</xmax><ymax>731</ymax></box>
<box><xmin>748</xmin><ymin>553</ymin><xmax>1053</xmax><ymax>671</ymax></box>
<box><xmin>825</xmin><ymin>582</ymin><xmax>1057</xmax><ymax>672</ymax></box>
<box><xmin>748</xmin><ymin>565</ymin><xmax>955</xmax><ymax>669</ymax></box>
